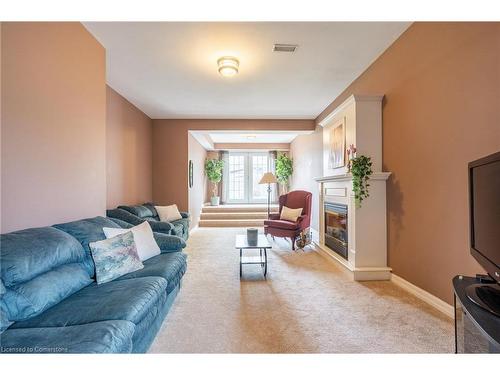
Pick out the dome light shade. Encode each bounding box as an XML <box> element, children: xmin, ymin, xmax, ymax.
<box><xmin>217</xmin><ymin>56</ymin><xmax>239</xmax><ymax>77</ymax></box>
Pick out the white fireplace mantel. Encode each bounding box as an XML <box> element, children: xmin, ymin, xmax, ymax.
<box><xmin>315</xmin><ymin>172</ymin><xmax>391</xmax><ymax>183</ymax></box>
<box><xmin>313</xmin><ymin>94</ymin><xmax>392</xmax><ymax>281</ymax></box>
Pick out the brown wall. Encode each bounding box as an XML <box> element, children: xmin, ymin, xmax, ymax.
<box><xmin>188</xmin><ymin>133</ymin><xmax>207</xmax><ymax>228</ymax></box>
<box><xmin>152</xmin><ymin>119</ymin><xmax>315</xmax><ymax>212</ymax></box>
<box><xmin>316</xmin><ymin>22</ymin><xmax>500</xmax><ymax>304</ymax></box>
<box><xmin>1</xmin><ymin>22</ymin><xmax>106</xmax><ymax>233</ymax></box>
<box><xmin>290</xmin><ymin>125</ymin><xmax>323</xmax><ymax>232</ymax></box>
<box><xmin>106</xmin><ymin>86</ymin><xmax>153</xmax><ymax>208</ymax></box>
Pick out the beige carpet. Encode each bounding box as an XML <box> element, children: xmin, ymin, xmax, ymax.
<box><xmin>149</xmin><ymin>227</ymin><xmax>454</xmax><ymax>353</ymax></box>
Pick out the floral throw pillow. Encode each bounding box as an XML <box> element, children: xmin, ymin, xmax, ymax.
<box><xmin>89</xmin><ymin>231</ymin><xmax>144</xmax><ymax>284</ymax></box>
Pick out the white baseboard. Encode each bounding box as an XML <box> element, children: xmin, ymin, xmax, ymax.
<box><xmin>391</xmin><ymin>274</ymin><xmax>454</xmax><ymax>319</ymax></box>
<box><xmin>310</xmin><ymin>228</ymin><xmax>320</xmax><ymax>244</ymax></box>
<box><xmin>303</xmin><ymin>229</ymin><xmax>453</xmax><ymax>318</ymax></box>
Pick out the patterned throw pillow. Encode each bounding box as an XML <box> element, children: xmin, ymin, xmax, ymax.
<box><xmin>89</xmin><ymin>231</ymin><xmax>144</xmax><ymax>284</ymax></box>
<box><xmin>102</xmin><ymin>221</ymin><xmax>160</xmax><ymax>261</ymax></box>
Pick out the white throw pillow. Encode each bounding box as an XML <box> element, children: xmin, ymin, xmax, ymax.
<box><xmin>155</xmin><ymin>204</ymin><xmax>182</xmax><ymax>222</ymax></box>
<box><xmin>103</xmin><ymin>221</ymin><xmax>160</xmax><ymax>261</ymax></box>
<box><xmin>280</xmin><ymin>206</ymin><xmax>303</xmax><ymax>222</ymax></box>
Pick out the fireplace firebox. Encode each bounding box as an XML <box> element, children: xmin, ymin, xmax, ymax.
<box><xmin>324</xmin><ymin>202</ymin><xmax>348</xmax><ymax>259</ymax></box>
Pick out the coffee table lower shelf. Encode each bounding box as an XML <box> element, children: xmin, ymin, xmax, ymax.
<box><xmin>236</xmin><ymin>234</ymin><xmax>271</xmax><ymax>279</ymax></box>
<box><xmin>239</xmin><ymin>250</ymin><xmax>268</xmax><ymax>278</ymax></box>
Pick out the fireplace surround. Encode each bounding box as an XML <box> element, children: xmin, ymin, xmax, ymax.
<box><xmin>314</xmin><ymin>94</ymin><xmax>392</xmax><ymax>281</ymax></box>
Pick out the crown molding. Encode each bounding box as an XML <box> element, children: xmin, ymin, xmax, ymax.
<box><xmin>319</xmin><ymin>94</ymin><xmax>384</xmax><ymax>127</ymax></box>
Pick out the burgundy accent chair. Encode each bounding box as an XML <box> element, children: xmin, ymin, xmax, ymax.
<box><xmin>264</xmin><ymin>190</ymin><xmax>313</xmax><ymax>250</ymax></box>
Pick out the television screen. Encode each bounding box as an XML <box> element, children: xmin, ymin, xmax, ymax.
<box><xmin>470</xmin><ymin>152</ymin><xmax>500</xmax><ymax>280</ymax></box>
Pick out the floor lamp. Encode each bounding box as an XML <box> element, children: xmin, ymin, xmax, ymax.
<box><xmin>258</xmin><ymin>172</ymin><xmax>278</xmax><ymax>218</ymax></box>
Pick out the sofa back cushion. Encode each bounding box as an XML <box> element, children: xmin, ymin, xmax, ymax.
<box><xmin>0</xmin><ymin>226</ymin><xmax>92</xmax><ymax>323</ymax></box>
<box><xmin>53</xmin><ymin>217</ymin><xmax>121</xmax><ymax>278</ymax></box>
<box><xmin>1</xmin><ymin>227</ymin><xmax>88</xmax><ymax>286</ymax></box>
<box><xmin>118</xmin><ymin>205</ymin><xmax>154</xmax><ymax>219</ymax></box>
<box><xmin>143</xmin><ymin>203</ymin><xmax>159</xmax><ymax>219</ymax></box>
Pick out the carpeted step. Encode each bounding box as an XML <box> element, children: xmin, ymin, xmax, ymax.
<box><xmin>198</xmin><ymin>219</ymin><xmax>265</xmax><ymax>227</ymax></box>
<box><xmin>202</xmin><ymin>205</ymin><xmax>278</xmax><ymax>213</ymax></box>
<box><xmin>200</xmin><ymin>212</ymin><xmax>269</xmax><ymax>220</ymax></box>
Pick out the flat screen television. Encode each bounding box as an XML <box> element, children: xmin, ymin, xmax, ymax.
<box><xmin>467</xmin><ymin>151</ymin><xmax>500</xmax><ymax>316</ymax></box>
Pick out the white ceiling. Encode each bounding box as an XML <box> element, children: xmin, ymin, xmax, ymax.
<box><xmin>209</xmin><ymin>131</ymin><xmax>302</xmax><ymax>144</ymax></box>
<box><xmin>189</xmin><ymin>130</ymin><xmax>313</xmax><ymax>149</ymax></box>
<box><xmin>84</xmin><ymin>22</ymin><xmax>411</xmax><ymax>119</ymax></box>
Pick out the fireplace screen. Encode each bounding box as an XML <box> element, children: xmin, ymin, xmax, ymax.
<box><xmin>324</xmin><ymin>202</ymin><xmax>348</xmax><ymax>259</ymax></box>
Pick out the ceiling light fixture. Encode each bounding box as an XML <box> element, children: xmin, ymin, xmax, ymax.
<box><xmin>217</xmin><ymin>56</ymin><xmax>239</xmax><ymax>77</ymax></box>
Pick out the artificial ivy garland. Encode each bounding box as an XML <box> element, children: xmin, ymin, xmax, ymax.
<box><xmin>348</xmin><ymin>146</ymin><xmax>373</xmax><ymax>207</ymax></box>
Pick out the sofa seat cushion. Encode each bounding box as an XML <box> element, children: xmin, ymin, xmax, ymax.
<box><xmin>116</xmin><ymin>252</ymin><xmax>187</xmax><ymax>293</ymax></box>
<box><xmin>0</xmin><ymin>320</ymin><xmax>135</xmax><ymax>353</ymax></box>
<box><xmin>12</xmin><ymin>277</ymin><xmax>167</xmax><ymax>329</ymax></box>
<box><xmin>263</xmin><ymin>219</ymin><xmax>299</xmax><ymax>230</ymax></box>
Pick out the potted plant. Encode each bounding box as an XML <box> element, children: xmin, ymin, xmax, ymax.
<box><xmin>205</xmin><ymin>158</ymin><xmax>224</xmax><ymax>206</ymax></box>
<box><xmin>347</xmin><ymin>144</ymin><xmax>373</xmax><ymax>208</ymax></box>
<box><xmin>275</xmin><ymin>153</ymin><xmax>293</xmax><ymax>193</ymax></box>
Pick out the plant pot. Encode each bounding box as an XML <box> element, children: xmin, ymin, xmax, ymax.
<box><xmin>211</xmin><ymin>196</ymin><xmax>220</xmax><ymax>206</ymax></box>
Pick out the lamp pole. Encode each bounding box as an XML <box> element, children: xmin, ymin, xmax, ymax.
<box><xmin>267</xmin><ymin>183</ymin><xmax>271</xmax><ymax>219</ymax></box>
<box><xmin>258</xmin><ymin>172</ymin><xmax>277</xmax><ymax>220</ymax></box>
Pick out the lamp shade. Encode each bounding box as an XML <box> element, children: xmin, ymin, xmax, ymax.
<box><xmin>259</xmin><ymin>172</ymin><xmax>278</xmax><ymax>184</ymax></box>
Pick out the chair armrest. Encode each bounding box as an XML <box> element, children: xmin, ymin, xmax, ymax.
<box><xmin>268</xmin><ymin>213</ymin><xmax>280</xmax><ymax>220</ymax></box>
<box><xmin>148</xmin><ymin>220</ymin><xmax>174</xmax><ymax>234</ymax></box>
<box><xmin>297</xmin><ymin>215</ymin><xmax>311</xmax><ymax>230</ymax></box>
<box><xmin>153</xmin><ymin>232</ymin><xmax>186</xmax><ymax>253</ymax></box>
<box><xmin>180</xmin><ymin>212</ymin><xmax>190</xmax><ymax>219</ymax></box>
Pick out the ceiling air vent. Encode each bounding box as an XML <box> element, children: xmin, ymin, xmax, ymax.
<box><xmin>272</xmin><ymin>44</ymin><xmax>298</xmax><ymax>53</ymax></box>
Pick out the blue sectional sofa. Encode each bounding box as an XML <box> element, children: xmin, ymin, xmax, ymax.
<box><xmin>0</xmin><ymin>216</ymin><xmax>187</xmax><ymax>353</ymax></box>
<box><xmin>107</xmin><ymin>202</ymin><xmax>190</xmax><ymax>241</ymax></box>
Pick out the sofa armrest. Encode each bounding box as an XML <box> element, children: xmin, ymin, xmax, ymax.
<box><xmin>180</xmin><ymin>212</ymin><xmax>190</xmax><ymax>219</ymax></box>
<box><xmin>153</xmin><ymin>232</ymin><xmax>186</xmax><ymax>253</ymax></box>
<box><xmin>148</xmin><ymin>220</ymin><xmax>174</xmax><ymax>234</ymax></box>
<box><xmin>268</xmin><ymin>213</ymin><xmax>280</xmax><ymax>220</ymax></box>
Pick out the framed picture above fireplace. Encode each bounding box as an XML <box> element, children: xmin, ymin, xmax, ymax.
<box><xmin>328</xmin><ymin>117</ymin><xmax>346</xmax><ymax>169</ymax></box>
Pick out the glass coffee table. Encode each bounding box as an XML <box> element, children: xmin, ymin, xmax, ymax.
<box><xmin>235</xmin><ymin>234</ymin><xmax>272</xmax><ymax>279</ymax></box>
